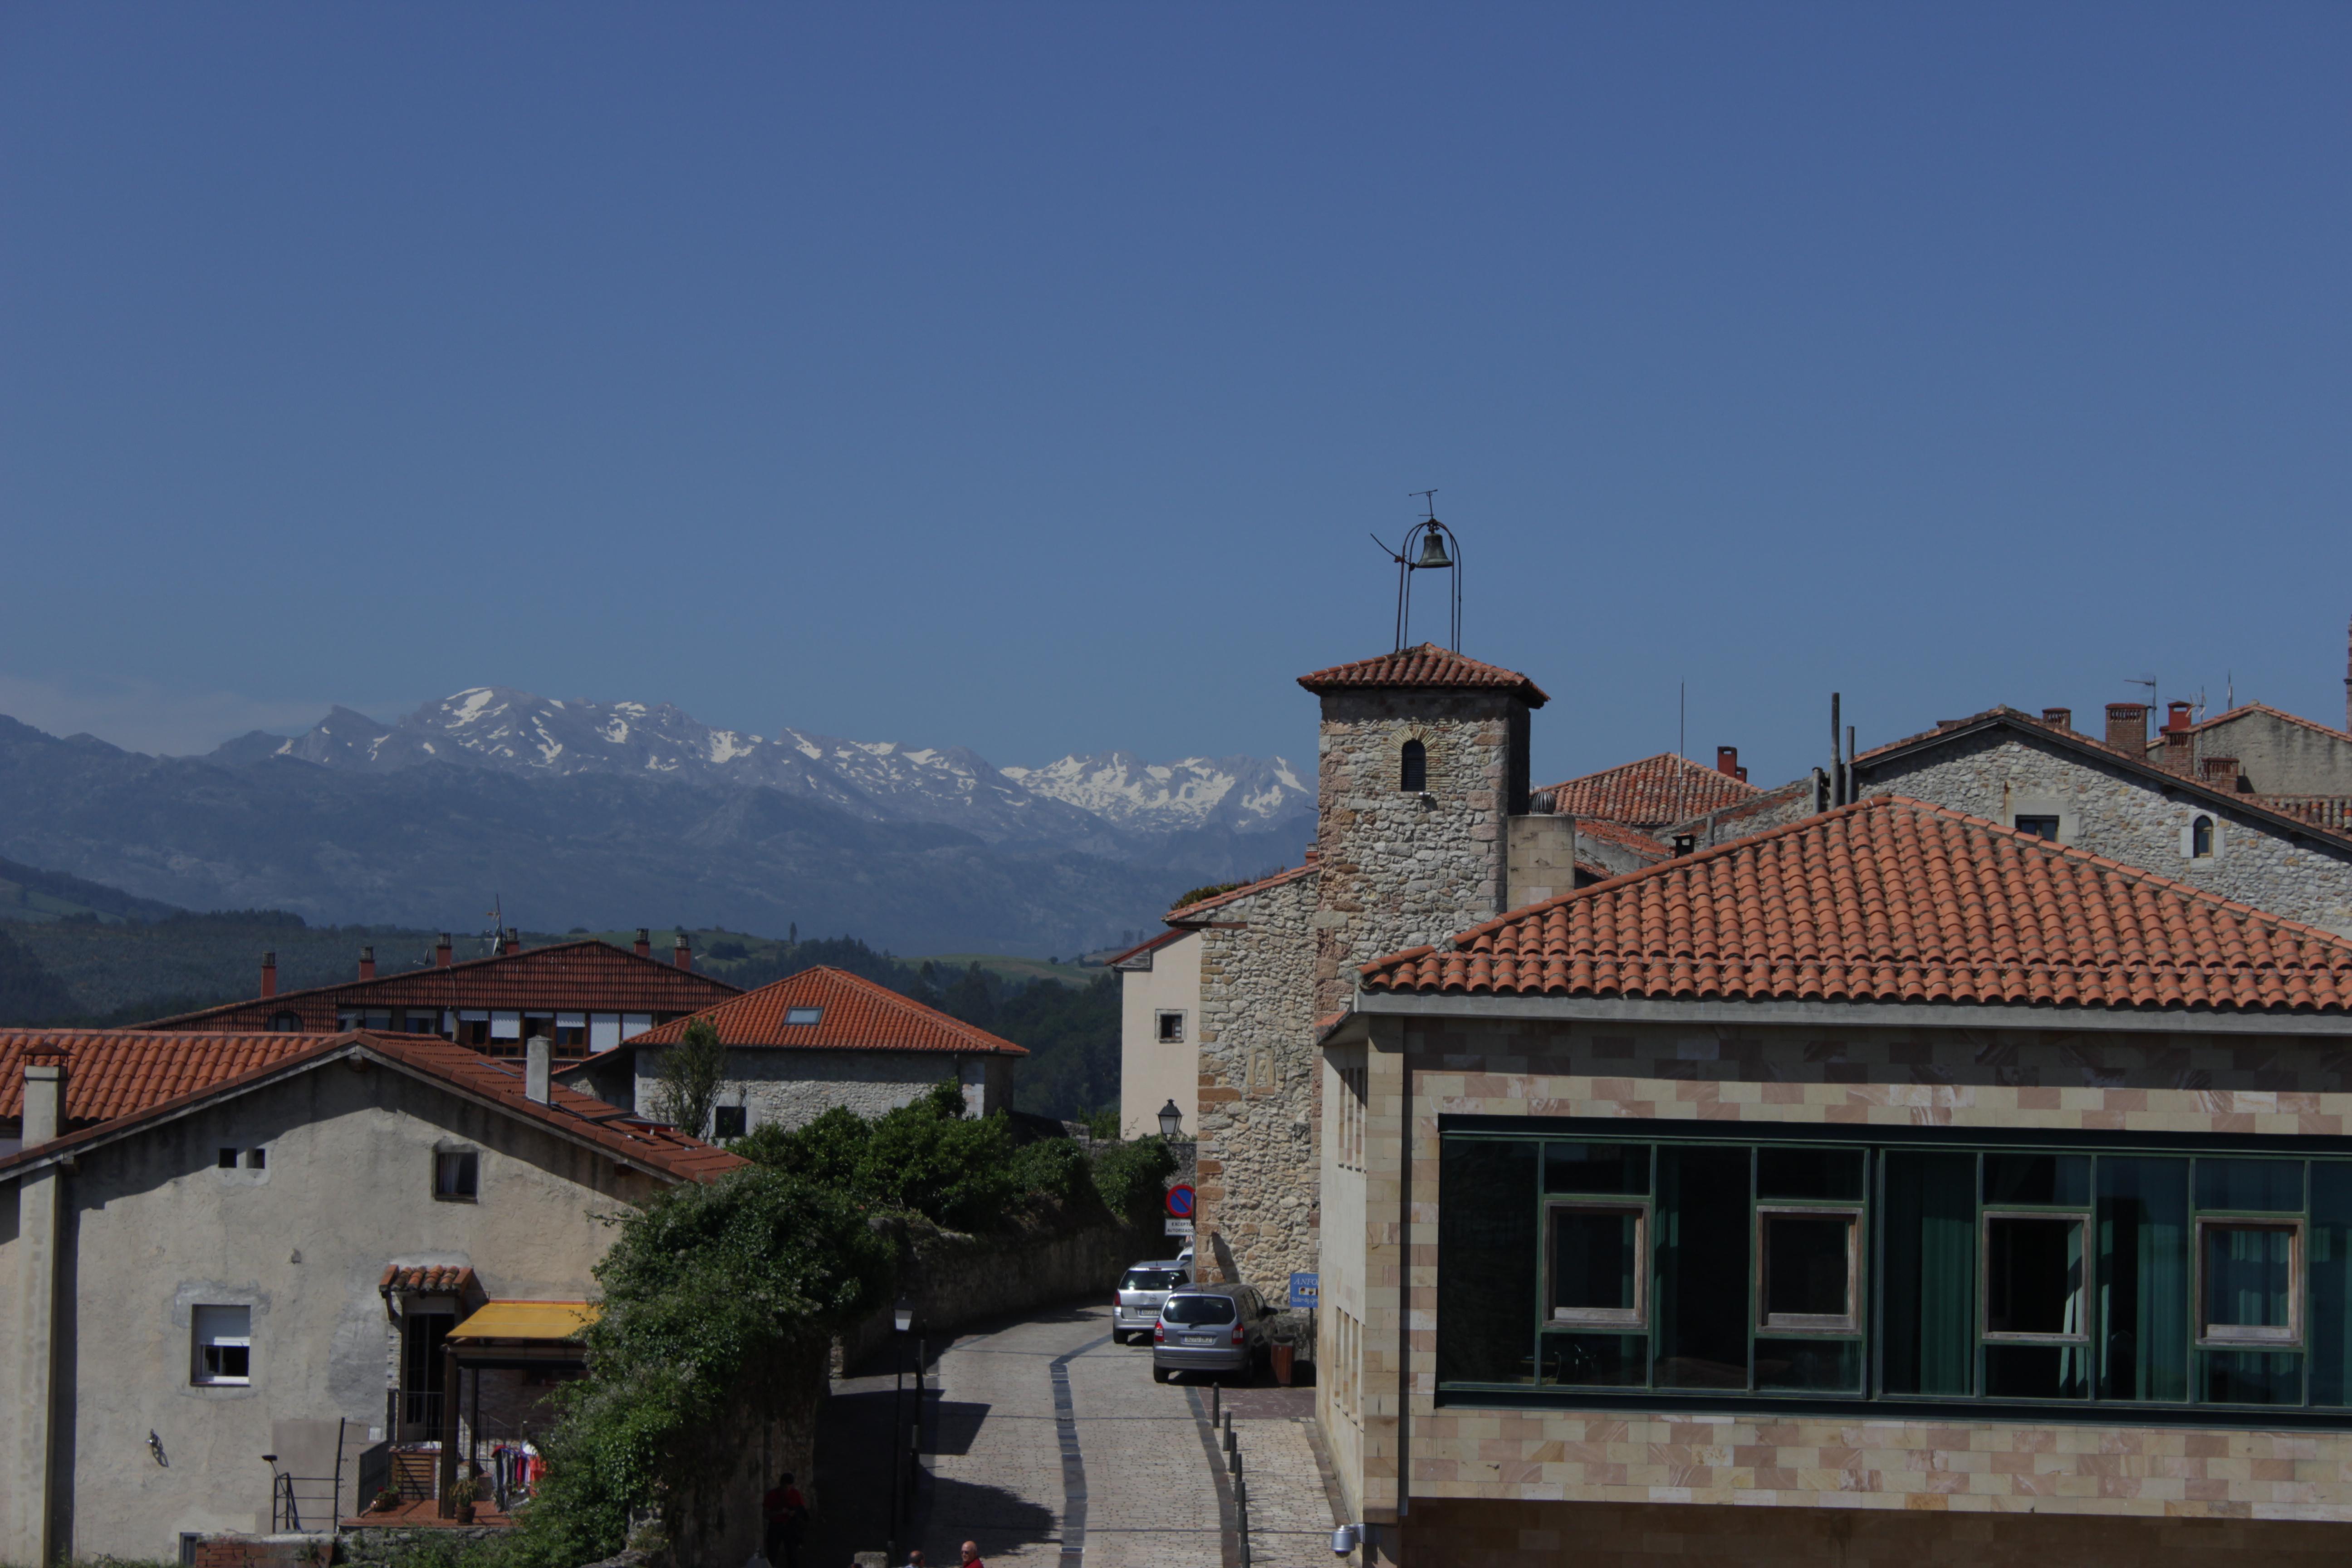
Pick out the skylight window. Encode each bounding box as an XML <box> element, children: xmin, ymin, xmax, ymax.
<box><xmin>784</xmin><ymin>1007</ymin><xmax>823</xmax><ymax>1026</ymax></box>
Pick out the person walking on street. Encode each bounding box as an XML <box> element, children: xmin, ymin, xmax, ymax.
<box><xmin>959</xmin><ymin>1542</ymin><xmax>984</xmax><ymax>1568</ymax></box>
<box><xmin>760</xmin><ymin>1472</ymin><xmax>808</xmax><ymax>1567</ymax></box>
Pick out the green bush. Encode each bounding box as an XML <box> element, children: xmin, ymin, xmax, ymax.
<box><xmin>1008</xmin><ymin>1135</ymin><xmax>1093</xmax><ymax>1206</ymax></box>
<box><xmin>731</xmin><ymin>1081</ymin><xmax>1018</xmax><ymax>1232</ymax></box>
<box><xmin>1091</xmin><ymin>1136</ymin><xmax>1178</xmax><ymax>1228</ymax></box>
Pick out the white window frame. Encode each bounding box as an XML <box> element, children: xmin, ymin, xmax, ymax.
<box><xmin>2195</xmin><ymin>1216</ymin><xmax>2304</xmax><ymax>1348</ymax></box>
<box><xmin>1544</xmin><ymin>1198</ymin><xmax>1650</xmax><ymax>1329</ymax></box>
<box><xmin>191</xmin><ymin>1304</ymin><xmax>252</xmax><ymax>1386</ymax></box>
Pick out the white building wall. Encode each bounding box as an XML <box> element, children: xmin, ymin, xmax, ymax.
<box><xmin>633</xmin><ymin>1047</ymin><xmax>1012</xmax><ymax>1135</ymax></box>
<box><xmin>1118</xmin><ymin>933</ymin><xmax>1201</xmax><ymax>1141</ymax></box>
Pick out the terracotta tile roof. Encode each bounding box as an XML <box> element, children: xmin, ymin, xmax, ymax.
<box><xmin>2163</xmin><ymin>702</ymin><xmax>2352</xmax><ymax>745</ymax></box>
<box><xmin>1358</xmin><ymin>795</ymin><xmax>2352</xmax><ymax>1013</ymax></box>
<box><xmin>0</xmin><ymin>1030</ymin><xmax>321</xmax><ymax>1127</ymax></box>
<box><xmin>1534</xmin><ymin>753</ymin><xmax>1758</xmax><ymax>830</ymax></box>
<box><xmin>1166</xmin><ymin>862</ymin><xmax>1317</xmax><ymax>922</ymax></box>
<box><xmin>1105</xmin><ymin>929</ymin><xmax>1190</xmax><ymax>968</ymax></box>
<box><xmin>628</xmin><ymin>967</ymin><xmax>1027</xmax><ymax>1055</ymax></box>
<box><xmin>138</xmin><ymin>939</ymin><xmax>741</xmax><ymax>1032</ymax></box>
<box><xmin>380</xmin><ymin>1264</ymin><xmax>479</xmax><ymax>1295</ymax></box>
<box><xmin>0</xmin><ymin>1030</ymin><xmax>747</xmax><ymax>1185</ymax></box>
<box><xmin>1296</xmin><ymin>644</ymin><xmax>1549</xmax><ymax>707</ymax></box>
<box><xmin>1570</xmin><ymin>817</ymin><xmax>1675</xmax><ymax>862</ymax></box>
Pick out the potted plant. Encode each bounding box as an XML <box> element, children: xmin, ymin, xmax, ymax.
<box><xmin>370</xmin><ymin>1485</ymin><xmax>402</xmax><ymax>1514</ymax></box>
<box><xmin>448</xmin><ymin>1477</ymin><xmax>478</xmax><ymax>1524</ymax></box>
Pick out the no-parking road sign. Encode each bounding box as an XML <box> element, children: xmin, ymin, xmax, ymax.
<box><xmin>1165</xmin><ymin>1183</ymin><xmax>1196</xmax><ymax>1219</ymax></box>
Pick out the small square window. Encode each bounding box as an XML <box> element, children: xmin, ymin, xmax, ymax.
<box><xmin>1983</xmin><ymin>1213</ymin><xmax>2087</xmax><ymax>1341</ymax></box>
<box><xmin>712</xmin><ymin>1106</ymin><xmax>748</xmax><ymax>1140</ymax></box>
<box><xmin>1757</xmin><ymin>1207</ymin><xmax>1860</xmax><ymax>1332</ymax></box>
<box><xmin>217</xmin><ymin>1148</ymin><xmax>238</xmax><ymax>1170</ymax></box>
<box><xmin>2199</xmin><ymin>1219</ymin><xmax>2303</xmax><ymax>1347</ymax></box>
<box><xmin>784</xmin><ymin>1007</ymin><xmax>823</xmax><ymax>1026</ymax></box>
<box><xmin>1546</xmin><ymin>1200</ymin><xmax>1647</xmax><ymax>1328</ymax></box>
<box><xmin>434</xmin><ymin>1150</ymin><xmax>479</xmax><ymax>1200</ymax></box>
<box><xmin>245</xmin><ymin>1147</ymin><xmax>267</xmax><ymax>1171</ymax></box>
<box><xmin>2014</xmin><ymin>815</ymin><xmax>2060</xmax><ymax>841</ymax></box>
<box><xmin>192</xmin><ymin>1304</ymin><xmax>251</xmax><ymax>1385</ymax></box>
<box><xmin>1156</xmin><ymin>1011</ymin><xmax>1185</xmax><ymax>1044</ymax></box>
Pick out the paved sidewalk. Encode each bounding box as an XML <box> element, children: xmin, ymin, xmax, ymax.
<box><xmin>808</xmin><ymin>1301</ymin><xmax>1339</xmax><ymax>1568</ymax></box>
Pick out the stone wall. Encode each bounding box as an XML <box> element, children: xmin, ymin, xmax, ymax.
<box><xmin>1191</xmin><ymin>870</ymin><xmax>1318</xmax><ymax>1292</ymax></box>
<box><xmin>1671</xmin><ymin>771</ymin><xmax>1824</xmax><ymax>849</ymax></box>
<box><xmin>2152</xmin><ymin>708</ymin><xmax>2352</xmax><ymax>797</ymax></box>
<box><xmin>627</xmin><ymin>1047</ymin><xmax>1011</xmax><ymax>1134</ymax></box>
<box><xmin>1396</xmin><ymin>1497</ymin><xmax>2352</xmax><ymax>1567</ymax></box>
<box><xmin>1865</xmin><ymin>730</ymin><xmax>2352</xmax><ymax>935</ymax></box>
<box><xmin>1311</xmin><ymin>689</ymin><xmax>1523</xmax><ymax>1018</ymax></box>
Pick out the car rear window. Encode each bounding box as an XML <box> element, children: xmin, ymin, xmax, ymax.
<box><xmin>1162</xmin><ymin>1294</ymin><xmax>1238</xmax><ymax>1325</ymax></box>
<box><xmin>1122</xmin><ymin>1270</ymin><xmax>1185</xmax><ymax>1291</ymax></box>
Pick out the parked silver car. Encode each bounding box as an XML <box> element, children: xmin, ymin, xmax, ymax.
<box><xmin>1113</xmin><ymin>1260</ymin><xmax>1192</xmax><ymax>1344</ymax></box>
<box><xmin>1151</xmin><ymin>1283</ymin><xmax>1274</xmax><ymax>1383</ymax></box>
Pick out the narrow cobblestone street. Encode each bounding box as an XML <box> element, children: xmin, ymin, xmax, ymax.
<box><xmin>806</xmin><ymin>1303</ymin><xmax>1340</xmax><ymax>1568</ymax></box>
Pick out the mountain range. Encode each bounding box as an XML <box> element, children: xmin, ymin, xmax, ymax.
<box><xmin>0</xmin><ymin>690</ymin><xmax>1313</xmax><ymax>956</ymax></box>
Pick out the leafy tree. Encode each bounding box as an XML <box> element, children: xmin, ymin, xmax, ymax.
<box><xmin>648</xmin><ymin>1018</ymin><xmax>728</xmax><ymax>1139</ymax></box>
<box><xmin>1091</xmin><ymin>1136</ymin><xmax>1178</xmax><ymax>1227</ymax></box>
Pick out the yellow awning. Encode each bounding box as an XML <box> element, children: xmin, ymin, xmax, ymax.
<box><xmin>448</xmin><ymin>1300</ymin><xmax>600</xmax><ymax>1342</ymax></box>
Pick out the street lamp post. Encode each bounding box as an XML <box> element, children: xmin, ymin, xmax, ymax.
<box><xmin>887</xmin><ymin>1296</ymin><xmax>913</xmax><ymax>1563</ymax></box>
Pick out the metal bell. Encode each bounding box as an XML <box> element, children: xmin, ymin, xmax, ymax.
<box><xmin>1414</xmin><ymin>528</ymin><xmax>1452</xmax><ymax>569</ymax></box>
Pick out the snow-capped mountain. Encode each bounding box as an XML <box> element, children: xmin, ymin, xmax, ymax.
<box><xmin>211</xmin><ymin>688</ymin><xmax>1313</xmax><ymax>863</ymax></box>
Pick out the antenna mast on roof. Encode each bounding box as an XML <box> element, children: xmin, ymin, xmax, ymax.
<box><xmin>1369</xmin><ymin>490</ymin><xmax>1461</xmax><ymax>652</ymax></box>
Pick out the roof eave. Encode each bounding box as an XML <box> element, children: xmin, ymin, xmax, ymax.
<box><xmin>1352</xmin><ymin>989</ymin><xmax>2352</xmax><ymax>1037</ymax></box>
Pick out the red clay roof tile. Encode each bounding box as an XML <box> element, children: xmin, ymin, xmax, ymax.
<box><xmin>628</xmin><ymin>967</ymin><xmax>1026</xmax><ymax>1054</ymax></box>
<box><xmin>1359</xmin><ymin>795</ymin><xmax>2352</xmax><ymax>1014</ymax></box>
<box><xmin>380</xmin><ymin>1264</ymin><xmax>479</xmax><ymax>1295</ymax></box>
<box><xmin>1534</xmin><ymin>753</ymin><xmax>1758</xmax><ymax>830</ymax></box>
<box><xmin>138</xmin><ymin>939</ymin><xmax>740</xmax><ymax>1032</ymax></box>
<box><xmin>0</xmin><ymin>1030</ymin><xmax>322</xmax><ymax>1126</ymax></box>
<box><xmin>1297</xmin><ymin>644</ymin><xmax>1549</xmax><ymax>707</ymax></box>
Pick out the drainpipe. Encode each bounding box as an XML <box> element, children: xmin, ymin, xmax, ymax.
<box><xmin>11</xmin><ymin>1043</ymin><xmax>68</xmax><ymax>1565</ymax></box>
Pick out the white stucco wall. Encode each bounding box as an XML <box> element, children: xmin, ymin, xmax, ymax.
<box><xmin>1118</xmin><ymin>933</ymin><xmax>1202</xmax><ymax>1141</ymax></box>
<box><xmin>629</xmin><ymin>1046</ymin><xmax>1013</xmax><ymax>1134</ymax></box>
<box><xmin>0</xmin><ymin>1062</ymin><xmax>659</xmax><ymax>1561</ymax></box>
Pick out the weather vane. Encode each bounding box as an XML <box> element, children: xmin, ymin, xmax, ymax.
<box><xmin>1370</xmin><ymin>490</ymin><xmax>1461</xmax><ymax>653</ymax></box>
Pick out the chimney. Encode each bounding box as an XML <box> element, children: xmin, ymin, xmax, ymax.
<box><xmin>2042</xmin><ymin>707</ymin><xmax>2073</xmax><ymax>732</ymax></box>
<box><xmin>358</xmin><ymin>945</ymin><xmax>377</xmax><ymax>981</ymax></box>
<box><xmin>1715</xmin><ymin>746</ymin><xmax>1739</xmax><ymax>778</ymax></box>
<box><xmin>501</xmin><ymin>927</ymin><xmax>520</xmax><ymax>957</ymax></box>
<box><xmin>435</xmin><ymin>933</ymin><xmax>453</xmax><ymax>969</ymax></box>
<box><xmin>673</xmin><ymin>932</ymin><xmax>692</xmax><ymax>971</ymax></box>
<box><xmin>2163</xmin><ymin>701</ymin><xmax>2194</xmax><ymax>735</ymax></box>
<box><xmin>260</xmin><ymin>951</ymin><xmax>277</xmax><ymax>1000</ymax></box>
<box><xmin>2202</xmin><ymin>756</ymin><xmax>2245</xmax><ymax>791</ymax></box>
<box><xmin>524</xmin><ymin>1034</ymin><xmax>551</xmax><ymax>1105</ymax></box>
<box><xmin>21</xmin><ymin>1041</ymin><xmax>67</xmax><ymax>1147</ymax></box>
<box><xmin>2105</xmin><ymin>702</ymin><xmax>2150</xmax><ymax>753</ymax></box>
<box><xmin>634</xmin><ymin>928</ymin><xmax>652</xmax><ymax>959</ymax></box>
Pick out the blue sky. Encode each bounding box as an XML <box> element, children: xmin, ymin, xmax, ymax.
<box><xmin>2</xmin><ymin>5</ymin><xmax>2346</xmax><ymax>789</ymax></box>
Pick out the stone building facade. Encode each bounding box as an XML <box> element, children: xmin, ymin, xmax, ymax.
<box><xmin>1318</xmin><ymin>794</ymin><xmax>2352</xmax><ymax>1566</ymax></box>
<box><xmin>1857</xmin><ymin>711</ymin><xmax>2352</xmax><ymax>936</ymax></box>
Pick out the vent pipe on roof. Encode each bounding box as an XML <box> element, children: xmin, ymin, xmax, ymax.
<box><xmin>673</xmin><ymin>933</ymin><xmax>692</xmax><ymax>971</ymax></box>
<box><xmin>358</xmin><ymin>946</ymin><xmax>376</xmax><ymax>981</ymax></box>
<box><xmin>634</xmin><ymin>928</ymin><xmax>652</xmax><ymax>959</ymax></box>
<box><xmin>525</xmin><ymin>1035</ymin><xmax>552</xmax><ymax>1105</ymax></box>
<box><xmin>435</xmin><ymin>933</ymin><xmax>453</xmax><ymax>969</ymax></box>
<box><xmin>1829</xmin><ymin>694</ymin><xmax>1843</xmax><ymax>808</ymax></box>
<box><xmin>21</xmin><ymin>1040</ymin><xmax>66</xmax><ymax>1146</ymax></box>
<box><xmin>260</xmin><ymin>952</ymin><xmax>277</xmax><ymax>1000</ymax></box>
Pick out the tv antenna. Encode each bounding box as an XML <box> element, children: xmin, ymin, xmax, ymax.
<box><xmin>1369</xmin><ymin>490</ymin><xmax>1461</xmax><ymax>652</ymax></box>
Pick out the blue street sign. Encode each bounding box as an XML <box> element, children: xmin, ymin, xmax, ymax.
<box><xmin>1166</xmin><ymin>1184</ymin><xmax>1196</xmax><ymax>1219</ymax></box>
<box><xmin>1288</xmin><ymin>1272</ymin><xmax>1319</xmax><ymax>1309</ymax></box>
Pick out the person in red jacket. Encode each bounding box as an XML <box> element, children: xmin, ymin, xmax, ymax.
<box><xmin>959</xmin><ymin>1542</ymin><xmax>984</xmax><ymax>1568</ymax></box>
<box><xmin>759</xmin><ymin>1472</ymin><xmax>807</xmax><ymax>1565</ymax></box>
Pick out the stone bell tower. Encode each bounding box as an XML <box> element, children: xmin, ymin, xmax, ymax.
<box><xmin>1297</xmin><ymin>643</ymin><xmax>1548</xmax><ymax>1016</ymax></box>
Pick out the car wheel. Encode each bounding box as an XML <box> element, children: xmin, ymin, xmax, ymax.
<box><xmin>1152</xmin><ymin>1365</ymin><xmax>1171</xmax><ymax>1384</ymax></box>
<box><xmin>1112</xmin><ymin>1331</ymin><xmax>1128</xmax><ymax>1346</ymax></box>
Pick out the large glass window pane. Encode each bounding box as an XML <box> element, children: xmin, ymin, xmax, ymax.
<box><xmin>2200</xmin><ymin>1223</ymin><xmax>2299</xmax><ymax>1345</ymax></box>
<box><xmin>2097</xmin><ymin>1156</ymin><xmax>2189</xmax><ymax>1402</ymax></box>
<box><xmin>2204</xmin><ymin>1350</ymin><xmax>2303</xmax><ymax>1405</ymax></box>
<box><xmin>1541</xmin><ymin>1332</ymin><xmax>1646</xmax><ymax>1387</ymax></box>
<box><xmin>1984</xmin><ymin>1153</ymin><xmax>2089</xmax><ymax>1207</ymax></box>
<box><xmin>1549</xmin><ymin>1205</ymin><xmax>1643</xmax><ymax>1325</ymax></box>
<box><xmin>1883</xmin><ymin>1151</ymin><xmax>1975</xmax><ymax>1396</ymax></box>
<box><xmin>2197</xmin><ymin>1159</ymin><xmax>2304</xmax><ymax>1214</ymax></box>
<box><xmin>1545</xmin><ymin>1142</ymin><xmax>1648</xmax><ymax>1196</ymax></box>
<box><xmin>1757</xmin><ymin>1147</ymin><xmax>1864</xmax><ymax>1201</ymax></box>
<box><xmin>1759</xmin><ymin>1211</ymin><xmax>1857</xmax><ymax>1330</ymax></box>
<box><xmin>1985</xmin><ymin>1216</ymin><xmax>2085</xmax><ymax>1338</ymax></box>
<box><xmin>1654</xmin><ymin>1146</ymin><xmax>1751</xmax><ymax>1389</ymax></box>
<box><xmin>1756</xmin><ymin>1338</ymin><xmax>1862</xmax><ymax>1392</ymax></box>
<box><xmin>1984</xmin><ymin>1343</ymin><xmax>2087</xmax><ymax>1398</ymax></box>
<box><xmin>2311</xmin><ymin>1164</ymin><xmax>2352</xmax><ymax>1405</ymax></box>
<box><xmin>1437</xmin><ymin>1139</ymin><xmax>1539</xmax><ymax>1385</ymax></box>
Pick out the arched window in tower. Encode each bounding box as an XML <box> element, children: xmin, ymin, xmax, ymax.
<box><xmin>2191</xmin><ymin>814</ymin><xmax>2215</xmax><ymax>858</ymax></box>
<box><xmin>1400</xmin><ymin>738</ymin><xmax>1427</xmax><ymax>793</ymax></box>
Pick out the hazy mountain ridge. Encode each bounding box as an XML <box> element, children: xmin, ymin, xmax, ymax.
<box><xmin>206</xmin><ymin>688</ymin><xmax>1313</xmax><ymax>859</ymax></box>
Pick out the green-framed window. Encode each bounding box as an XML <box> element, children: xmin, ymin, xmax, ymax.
<box><xmin>1435</xmin><ymin>1122</ymin><xmax>2352</xmax><ymax>1416</ymax></box>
